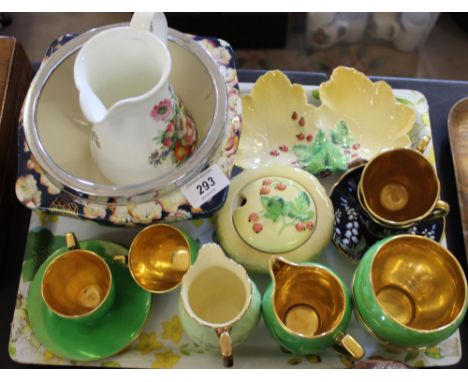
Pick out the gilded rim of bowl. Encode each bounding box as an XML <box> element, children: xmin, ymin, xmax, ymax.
<box><xmin>353</xmin><ymin>234</ymin><xmax>468</xmax><ymax>335</ymax></box>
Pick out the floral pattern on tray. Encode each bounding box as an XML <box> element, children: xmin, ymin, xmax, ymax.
<box><xmin>8</xmin><ymin>210</ymin><xmax>461</xmax><ymax>368</ymax></box>
<box><xmin>9</xmin><ymin>72</ymin><xmax>458</xmax><ymax>368</ymax></box>
<box><xmin>15</xmin><ymin>33</ymin><xmax>242</xmax><ymax>226</ymax></box>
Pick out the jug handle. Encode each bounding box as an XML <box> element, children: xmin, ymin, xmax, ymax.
<box><xmin>333</xmin><ymin>333</ymin><xmax>365</xmax><ymax>361</ymax></box>
<box><xmin>216</xmin><ymin>328</ymin><xmax>233</xmax><ymax>367</ymax></box>
<box><xmin>415</xmin><ymin>135</ymin><xmax>431</xmax><ymax>154</ymax></box>
<box><xmin>130</xmin><ymin>12</ymin><xmax>168</xmax><ymax>44</ymax></box>
<box><xmin>66</xmin><ymin>232</ymin><xmax>80</xmax><ymax>250</ymax></box>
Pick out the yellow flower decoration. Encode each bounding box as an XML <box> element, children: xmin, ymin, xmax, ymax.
<box><xmin>152</xmin><ymin>350</ymin><xmax>181</xmax><ymax>369</ymax></box>
<box><xmin>421</xmin><ymin>111</ymin><xmax>431</xmax><ymax>127</ymax></box>
<box><xmin>36</xmin><ymin>211</ymin><xmax>59</xmax><ymax>226</ymax></box>
<box><xmin>162</xmin><ymin>315</ymin><xmax>183</xmax><ymax>345</ymax></box>
<box><xmin>191</xmin><ymin>219</ymin><xmax>205</xmax><ymax>228</ymax></box>
<box><xmin>43</xmin><ymin>350</ymin><xmax>62</xmax><ymax>363</ymax></box>
<box><xmin>136</xmin><ymin>331</ymin><xmax>163</xmax><ymax>355</ymax></box>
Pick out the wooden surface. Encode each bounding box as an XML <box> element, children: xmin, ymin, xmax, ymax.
<box><xmin>448</xmin><ymin>98</ymin><xmax>468</xmax><ymax>257</ymax></box>
<box><xmin>0</xmin><ymin>37</ymin><xmax>32</xmax><ymax>264</ymax></box>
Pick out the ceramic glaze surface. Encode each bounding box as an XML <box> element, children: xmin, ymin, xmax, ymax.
<box><xmin>262</xmin><ymin>261</ymin><xmax>353</xmax><ymax>355</ymax></box>
<box><xmin>232</xmin><ymin>176</ymin><xmax>316</xmax><ymax>253</ymax></box>
<box><xmin>41</xmin><ymin>249</ymin><xmax>115</xmax><ymax>323</ymax></box>
<box><xmin>237</xmin><ymin>67</ymin><xmax>415</xmax><ymax>175</ymax></box>
<box><xmin>359</xmin><ymin>147</ymin><xmax>449</xmax><ymax>228</ymax></box>
<box><xmin>178</xmin><ymin>244</ymin><xmax>261</xmax><ymax>356</ymax></box>
<box><xmin>128</xmin><ymin>224</ymin><xmax>199</xmax><ymax>293</ymax></box>
<box><xmin>17</xmin><ymin>30</ymin><xmax>242</xmax><ymax>225</ymax></box>
<box><xmin>353</xmin><ymin>236</ymin><xmax>467</xmax><ymax>350</ymax></box>
<box><xmin>330</xmin><ymin>165</ymin><xmax>445</xmax><ymax>262</ymax></box>
<box><xmin>10</xmin><ymin>212</ymin><xmax>463</xmax><ymax>368</ymax></box>
<box><xmin>216</xmin><ymin>164</ymin><xmax>334</xmax><ymax>273</ymax></box>
<box><xmin>28</xmin><ymin>240</ymin><xmax>152</xmax><ymax>362</ymax></box>
<box><xmin>74</xmin><ymin>21</ymin><xmax>197</xmax><ymax>185</ymax></box>
<box><xmin>12</xmin><ymin>70</ymin><xmax>465</xmax><ymax>369</ymax></box>
<box><xmin>178</xmin><ymin>285</ymin><xmax>261</xmax><ymax>351</ymax></box>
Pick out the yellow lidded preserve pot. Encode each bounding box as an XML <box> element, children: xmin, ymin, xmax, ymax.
<box><xmin>216</xmin><ymin>164</ymin><xmax>334</xmax><ymax>273</ymax></box>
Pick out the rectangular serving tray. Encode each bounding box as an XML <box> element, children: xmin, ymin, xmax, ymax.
<box><xmin>7</xmin><ymin>82</ymin><xmax>462</xmax><ymax>368</ymax></box>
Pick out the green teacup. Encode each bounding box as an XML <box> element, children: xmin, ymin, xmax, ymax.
<box><xmin>41</xmin><ymin>232</ymin><xmax>115</xmax><ymax>323</ymax></box>
<box><xmin>262</xmin><ymin>257</ymin><xmax>364</xmax><ymax>360</ymax></box>
<box><xmin>353</xmin><ymin>235</ymin><xmax>468</xmax><ymax>351</ymax></box>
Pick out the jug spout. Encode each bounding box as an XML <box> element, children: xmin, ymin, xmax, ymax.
<box><xmin>269</xmin><ymin>256</ymin><xmax>296</xmax><ymax>284</ymax></box>
<box><xmin>80</xmin><ymin>82</ymin><xmax>107</xmax><ymax>124</ymax></box>
<box><xmin>75</xmin><ymin>80</ymin><xmax>108</xmax><ymax>124</ymax></box>
<box><xmin>192</xmin><ymin>243</ymin><xmax>231</xmax><ymax>271</ymax></box>
<box><xmin>180</xmin><ymin>243</ymin><xmax>253</xmax><ymax>317</ymax></box>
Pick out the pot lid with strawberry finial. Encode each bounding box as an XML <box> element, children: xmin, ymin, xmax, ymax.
<box><xmin>216</xmin><ymin>164</ymin><xmax>334</xmax><ymax>273</ymax></box>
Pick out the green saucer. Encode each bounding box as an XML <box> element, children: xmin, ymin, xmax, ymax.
<box><xmin>28</xmin><ymin>240</ymin><xmax>152</xmax><ymax>362</ymax></box>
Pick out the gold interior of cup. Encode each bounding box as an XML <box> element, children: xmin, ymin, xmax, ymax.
<box><xmin>128</xmin><ymin>224</ymin><xmax>191</xmax><ymax>293</ymax></box>
<box><xmin>361</xmin><ymin>149</ymin><xmax>439</xmax><ymax>223</ymax></box>
<box><xmin>372</xmin><ymin>236</ymin><xmax>467</xmax><ymax>330</ymax></box>
<box><xmin>42</xmin><ymin>250</ymin><xmax>111</xmax><ymax>317</ymax></box>
<box><xmin>273</xmin><ymin>261</ymin><xmax>345</xmax><ymax>337</ymax></box>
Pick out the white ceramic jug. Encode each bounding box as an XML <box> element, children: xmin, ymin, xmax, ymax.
<box><xmin>74</xmin><ymin>12</ymin><xmax>197</xmax><ymax>185</ymax></box>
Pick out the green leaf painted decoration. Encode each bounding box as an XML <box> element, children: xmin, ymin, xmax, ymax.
<box><xmin>293</xmin><ymin>143</ymin><xmax>325</xmax><ymax>174</ymax></box>
<box><xmin>259</xmin><ymin>190</ymin><xmax>315</xmax><ymax>231</ymax></box>
<box><xmin>286</xmin><ymin>191</ymin><xmax>315</xmax><ymax>222</ymax></box>
<box><xmin>330</xmin><ymin>120</ymin><xmax>352</xmax><ymax>148</ymax></box>
<box><xmin>396</xmin><ymin>97</ymin><xmax>414</xmax><ymax>107</ymax></box>
<box><xmin>261</xmin><ymin>196</ymin><xmax>286</xmax><ymax>222</ymax></box>
<box><xmin>417</xmin><ymin>97</ymin><xmax>426</xmax><ymax>105</ymax></box>
<box><xmin>22</xmin><ymin>228</ymin><xmax>66</xmax><ymax>282</ymax></box>
<box><xmin>424</xmin><ymin>347</ymin><xmax>443</xmax><ymax>359</ymax></box>
<box><xmin>293</xmin><ymin>129</ymin><xmax>348</xmax><ymax>175</ymax></box>
<box><xmin>312</xmin><ymin>89</ymin><xmax>320</xmax><ymax>100</ymax></box>
<box><xmin>8</xmin><ymin>344</ymin><xmax>16</xmax><ymax>357</ymax></box>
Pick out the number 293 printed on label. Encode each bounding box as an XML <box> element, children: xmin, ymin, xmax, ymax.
<box><xmin>181</xmin><ymin>165</ymin><xmax>230</xmax><ymax>208</ymax></box>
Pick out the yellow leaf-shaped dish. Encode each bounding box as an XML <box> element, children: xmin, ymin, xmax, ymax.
<box><xmin>236</xmin><ymin>67</ymin><xmax>416</xmax><ymax>175</ymax></box>
<box><xmin>319</xmin><ymin>66</ymin><xmax>415</xmax><ymax>159</ymax></box>
<box><xmin>237</xmin><ymin>70</ymin><xmax>320</xmax><ymax>169</ymax></box>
